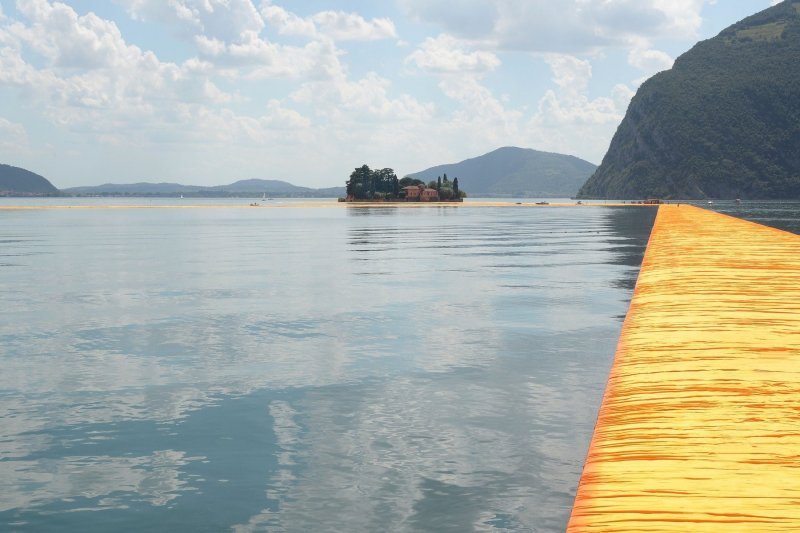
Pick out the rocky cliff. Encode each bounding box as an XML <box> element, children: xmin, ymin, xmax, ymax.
<box><xmin>579</xmin><ymin>1</ymin><xmax>800</xmax><ymax>199</ymax></box>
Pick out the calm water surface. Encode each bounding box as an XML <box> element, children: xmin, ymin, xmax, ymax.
<box><xmin>701</xmin><ymin>199</ymin><xmax>800</xmax><ymax>234</ymax></box>
<box><xmin>2</xmin><ymin>203</ymin><xmax>656</xmax><ymax>532</ymax></box>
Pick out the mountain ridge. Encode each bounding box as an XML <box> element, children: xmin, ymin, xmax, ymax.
<box><xmin>63</xmin><ymin>179</ymin><xmax>345</xmax><ymax>198</ymax></box>
<box><xmin>0</xmin><ymin>164</ymin><xmax>60</xmax><ymax>195</ymax></box>
<box><xmin>578</xmin><ymin>0</ymin><xmax>800</xmax><ymax>199</ymax></box>
<box><xmin>408</xmin><ymin>147</ymin><xmax>596</xmax><ymax>197</ymax></box>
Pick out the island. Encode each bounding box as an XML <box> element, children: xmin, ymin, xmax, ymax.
<box><xmin>342</xmin><ymin>164</ymin><xmax>465</xmax><ymax>202</ymax></box>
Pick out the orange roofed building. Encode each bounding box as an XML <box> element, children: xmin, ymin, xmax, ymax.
<box><xmin>402</xmin><ymin>185</ymin><xmax>439</xmax><ymax>202</ymax></box>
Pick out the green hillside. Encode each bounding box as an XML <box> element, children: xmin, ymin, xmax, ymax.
<box><xmin>579</xmin><ymin>0</ymin><xmax>800</xmax><ymax>200</ymax></box>
<box><xmin>409</xmin><ymin>147</ymin><xmax>596</xmax><ymax>197</ymax></box>
<box><xmin>0</xmin><ymin>164</ymin><xmax>59</xmax><ymax>195</ymax></box>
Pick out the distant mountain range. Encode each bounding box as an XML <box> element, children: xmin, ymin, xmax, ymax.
<box><xmin>0</xmin><ymin>164</ymin><xmax>60</xmax><ymax>196</ymax></box>
<box><xmin>3</xmin><ymin>146</ymin><xmax>595</xmax><ymax>198</ymax></box>
<box><xmin>408</xmin><ymin>147</ymin><xmax>596</xmax><ymax>197</ymax></box>
<box><xmin>63</xmin><ymin>179</ymin><xmax>345</xmax><ymax>198</ymax></box>
<box><xmin>579</xmin><ymin>0</ymin><xmax>800</xmax><ymax>199</ymax></box>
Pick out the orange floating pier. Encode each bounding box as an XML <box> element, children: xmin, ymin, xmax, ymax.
<box><xmin>569</xmin><ymin>204</ymin><xmax>800</xmax><ymax>531</ymax></box>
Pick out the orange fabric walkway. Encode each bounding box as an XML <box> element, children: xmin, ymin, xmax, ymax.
<box><xmin>568</xmin><ymin>205</ymin><xmax>800</xmax><ymax>532</ymax></box>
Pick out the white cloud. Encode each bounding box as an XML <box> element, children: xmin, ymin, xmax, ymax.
<box><xmin>405</xmin><ymin>34</ymin><xmax>500</xmax><ymax>74</ymax></box>
<box><xmin>650</xmin><ymin>0</ymin><xmax>706</xmax><ymax>37</ymax></box>
<box><xmin>399</xmin><ymin>0</ymin><xmax>499</xmax><ymax>38</ymax></box>
<box><xmin>544</xmin><ymin>54</ymin><xmax>592</xmax><ymax>100</ymax></box>
<box><xmin>628</xmin><ymin>47</ymin><xmax>674</xmax><ymax>75</ymax></box>
<box><xmin>13</xmin><ymin>0</ymin><xmax>139</xmax><ymax>70</ymax></box>
<box><xmin>262</xmin><ymin>99</ymin><xmax>311</xmax><ymax>130</ymax></box>
<box><xmin>261</xmin><ymin>3</ymin><xmax>316</xmax><ymax>37</ymax></box>
<box><xmin>164</xmin><ymin>102</ymin><xmax>312</xmax><ymax>146</ymax></box>
<box><xmin>116</xmin><ymin>0</ymin><xmax>265</xmax><ymax>42</ymax></box>
<box><xmin>439</xmin><ymin>77</ymin><xmax>520</xmax><ymax>130</ymax></box>
<box><xmin>120</xmin><ymin>1</ymin><xmax>398</xmax><ymax>44</ymax></box>
<box><xmin>0</xmin><ymin>117</ymin><xmax>30</xmax><ymax>154</ymax></box>
<box><xmin>311</xmin><ymin>11</ymin><xmax>397</xmax><ymax>41</ymax></box>
<box><xmin>191</xmin><ymin>30</ymin><xmax>344</xmax><ymax>80</ymax></box>
<box><xmin>401</xmin><ymin>0</ymin><xmax>709</xmax><ymax>53</ymax></box>
<box><xmin>0</xmin><ymin>1</ymin><xmax>246</xmax><ymax>140</ymax></box>
<box><xmin>262</xmin><ymin>3</ymin><xmax>397</xmax><ymax>42</ymax></box>
<box><xmin>525</xmin><ymin>57</ymin><xmax>631</xmax><ymax>163</ymax></box>
<box><xmin>291</xmin><ymin>72</ymin><xmax>433</xmax><ymax>124</ymax></box>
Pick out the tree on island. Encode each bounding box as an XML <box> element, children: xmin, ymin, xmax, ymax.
<box><xmin>425</xmin><ymin>174</ymin><xmax>465</xmax><ymax>201</ymax></box>
<box><xmin>398</xmin><ymin>176</ymin><xmax>425</xmax><ymax>188</ymax></box>
<box><xmin>346</xmin><ymin>165</ymin><xmax>400</xmax><ymax>200</ymax></box>
<box><xmin>345</xmin><ymin>165</ymin><xmax>466</xmax><ymax>201</ymax></box>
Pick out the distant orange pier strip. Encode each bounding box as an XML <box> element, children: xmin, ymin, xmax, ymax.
<box><xmin>569</xmin><ymin>205</ymin><xmax>800</xmax><ymax>531</ymax></box>
<box><xmin>0</xmin><ymin>200</ymin><xmax>634</xmax><ymax>210</ymax></box>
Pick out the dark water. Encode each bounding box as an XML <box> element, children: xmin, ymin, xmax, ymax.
<box><xmin>0</xmin><ymin>204</ymin><xmax>658</xmax><ymax>532</ymax></box>
<box><xmin>693</xmin><ymin>199</ymin><xmax>800</xmax><ymax>234</ymax></box>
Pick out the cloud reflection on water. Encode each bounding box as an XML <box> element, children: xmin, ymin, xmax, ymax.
<box><xmin>0</xmin><ymin>205</ymin><xmax>655</xmax><ymax>530</ymax></box>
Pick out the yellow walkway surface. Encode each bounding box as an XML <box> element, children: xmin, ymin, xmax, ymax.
<box><xmin>568</xmin><ymin>205</ymin><xmax>800</xmax><ymax>532</ymax></box>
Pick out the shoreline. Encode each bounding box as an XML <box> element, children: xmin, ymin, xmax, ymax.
<box><xmin>0</xmin><ymin>201</ymin><xmax>652</xmax><ymax>210</ymax></box>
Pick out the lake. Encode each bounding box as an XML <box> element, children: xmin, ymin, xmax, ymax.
<box><xmin>0</xmin><ymin>200</ymin><xmax>708</xmax><ymax>531</ymax></box>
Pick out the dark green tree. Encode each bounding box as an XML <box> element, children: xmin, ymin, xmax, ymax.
<box><xmin>347</xmin><ymin>164</ymin><xmax>372</xmax><ymax>199</ymax></box>
<box><xmin>399</xmin><ymin>176</ymin><xmax>424</xmax><ymax>188</ymax></box>
<box><xmin>453</xmin><ymin>177</ymin><xmax>459</xmax><ymax>197</ymax></box>
<box><xmin>347</xmin><ymin>165</ymin><xmax>403</xmax><ymax>200</ymax></box>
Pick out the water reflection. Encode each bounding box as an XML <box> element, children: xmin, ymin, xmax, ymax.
<box><xmin>346</xmin><ymin>206</ymin><xmax>400</xmax><ymax>217</ymax></box>
<box><xmin>603</xmin><ymin>207</ymin><xmax>659</xmax><ymax>292</ymax></box>
<box><xmin>0</xmin><ymin>205</ymin><xmax>658</xmax><ymax>531</ymax></box>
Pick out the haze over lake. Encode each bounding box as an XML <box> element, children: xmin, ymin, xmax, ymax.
<box><xmin>0</xmin><ymin>201</ymin><xmax>657</xmax><ymax>531</ymax></box>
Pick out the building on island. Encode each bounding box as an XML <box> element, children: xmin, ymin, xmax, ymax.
<box><xmin>402</xmin><ymin>185</ymin><xmax>439</xmax><ymax>202</ymax></box>
<box><xmin>343</xmin><ymin>164</ymin><xmax>461</xmax><ymax>202</ymax></box>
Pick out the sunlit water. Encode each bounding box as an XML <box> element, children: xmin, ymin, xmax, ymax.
<box><xmin>0</xmin><ymin>202</ymin><xmax>664</xmax><ymax>532</ymax></box>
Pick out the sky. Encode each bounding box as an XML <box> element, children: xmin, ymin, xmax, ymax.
<box><xmin>0</xmin><ymin>0</ymin><xmax>781</xmax><ymax>188</ymax></box>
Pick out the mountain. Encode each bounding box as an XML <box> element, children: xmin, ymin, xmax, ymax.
<box><xmin>64</xmin><ymin>182</ymin><xmax>199</xmax><ymax>195</ymax></box>
<box><xmin>579</xmin><ymin>0</ymin><xmax>800</xmax><ymax>200</ymax></box>
<box><xmin>207</xmin><ymin>179</ymin><xmax>307</xmax><ymax>194</ymax></box>
<box><xmin>407</xmin><ymin>147</ymin><xmax>596</xmax><ymax>197</ymax></box>
<box><xmin>0</xmin><ymin>164</ymin><xmax>60</xmax><ymax>195</ymax></box>
<box><xmin>63</xmin><ymin>179</ymin><xmax>345</xmax><ymax>198</ymax></box>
